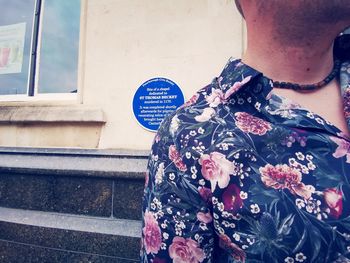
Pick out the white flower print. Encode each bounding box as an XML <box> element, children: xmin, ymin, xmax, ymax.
<box><xmin>296</xmin><ymin>198</ymin><xmax>306</xmax><ymax>209</ymax></box>
<box><xmin>217</xmin><ymin>227</ymin><xmax>225</xmax><ymax>234</ymax></box>
<box><xmin>306</xmin><ymin>112</ymin><xmax>315</xmax><ymax>119</ymax></box>
<box><xmin>255</xmin><ymin>102</ymin><xmax>261</xmax><ymax>110</ymax></box>
<box><xmin>295</xmin><ymin>252</ymin><xmax>307</xmax><ymax>262</ymax></box>
<box><xmin>301</xmin><ymin>165</ymin><xmax>309</xmax><ymax>174</ymax></box>
<box><xmin>307</xmin><ymin>162</ymin><xmax>316</xmax><ymax>170</ymax></box>
<box><xmin>315</xmin><ymin>117</ymin><xmax>324</xmax><ymax>125</ymax></box>
<box><xmin>306</xmin><ymin>154</ymin><xmax>313</xmax><ymax>161</ymax></box>
<box><xmin>238</xmin><ymin>98</ymin><xmax>245</xmax><ymax>105</ymax></box>
<box><xmin>152</xmin><ymin>154</ymin><xmax>159</xmax><ymax>162</ymax></box>
<box><xmin>247</xmin><ymin>238</ymin><xmax>255</xmax><ymax>245</ymax></box>
<box><xmin>344</xmin><ymin>233</ymin><xmax>350</xmax><ymax>241</ymax></box>
<box><xmin>198</xmin><ymin>127</ymin><xmax>205</xmax><ymax>134</ymax></box>
<box><xmin>217</xmin><ymin>202</ymin><xmax>225</xmax><ymax>212</ymax></box>
<box><xmin>296</xmin><ymin>152</ymin><xmax>305</xmax><ymax>161</ymax></box>
<box><xmin>169</xmin><ymin>173</ymin><xmax>175</xmax><ymax>180</ymax></box>
<box><xmin>289</xmin><ymin>158</ymin><xmax>298</xmax><ymax>167</ymax></box>
<box><xmin>233</xmin><ymin>233</ymin><xmax>240</xmax><ymax>241</ymax></box>
<box><xmin>169</xmin><ymin>115</ymin><xmax>180</xmax><ymax>136</ymax></box>
<box><xmin>190</xmin><ymin>166</ymin><xmax>197</xmax><ymax>174</ymax></box>
<box><xmin>221</xmin><ymin>143</ymin><xmax>229</xmax><ymax>151</ymax></box>
<box><xmin>240</xmin><ymin>191</ymin><xmax>248</xmax><ymax>199</ymax></box>
<box><xmin>155</xmin><ymin>163</ymin><xmax>165</xmax><ymax>184</ymax></box>
<box><xmin>285</xmin><ymin>257</ymin><xmax>294</xmax><ymax>263</ymax></box>
<box><xmin>250</xmin><ymin>204</ymin><xmax>260</xmax><ymax>214</ymax></box>
<box><xmin>150</xmin><ymin>203</ymin><xmax>156</xmax><ymax>210</ymax></box>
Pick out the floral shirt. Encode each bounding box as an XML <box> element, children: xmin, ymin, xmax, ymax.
<box><xmin>141</xmin><ymin>38</ymin><xmax>350</xmax><ymax>263</ymax></box>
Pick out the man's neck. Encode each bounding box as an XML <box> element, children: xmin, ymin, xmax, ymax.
<box><xmin>242</xmin><ymin>33</ymin><xmax>336</xmax><ymax>85</ymax></box>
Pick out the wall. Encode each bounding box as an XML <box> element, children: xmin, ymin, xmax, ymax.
<box><xmin>83</xmin><ymin>0</ymin><xmax>244</xmax><ymax>150</ymax></box>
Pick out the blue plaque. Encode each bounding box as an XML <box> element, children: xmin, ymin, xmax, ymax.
<box><xmin>133</xmin><ymin>78</ymin><xmax>185</xmax><ymax>132</ymax></box>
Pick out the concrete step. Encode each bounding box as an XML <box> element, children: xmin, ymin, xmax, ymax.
<box><xmin>0</xmin><ymin>148</ymin><xmax>147</xmax><ymax>261</ymax></box>
<box><xmin>0</xmin><ymin>207</ymin><xmax>141</xmax><ymax>262</ymax></box>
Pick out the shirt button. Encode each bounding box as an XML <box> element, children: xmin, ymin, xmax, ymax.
<box><xmin>252</xmin><ymin>83</ymin><xmax>263</xmax><ymax>94</ymax></box>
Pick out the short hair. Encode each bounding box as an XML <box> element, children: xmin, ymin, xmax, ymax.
<box><xmin>235</xmin><ymin>0</ymin><xmax>244</xmax><ymax>17</ymax></box>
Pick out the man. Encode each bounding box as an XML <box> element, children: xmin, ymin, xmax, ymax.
<box><xmin>141</xmin><ymin>1</ymin><xmax>350</xmax><ymax>262</ymax></box>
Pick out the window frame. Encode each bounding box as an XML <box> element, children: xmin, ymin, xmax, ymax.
<box><xmin>0</xmin><ymin>0</ymin><xmax>84</xmax><ymax>102</ymax></box>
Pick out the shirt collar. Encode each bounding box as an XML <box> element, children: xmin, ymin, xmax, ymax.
<box><xmin>217</xmin><ymin>58</ymin><xmax>272</xmax><ymax>102</ymax></box>
<box><xmin>220</xmin><ymin>35</ymin><xmax>350</xmax><ymax>104</ymax></box>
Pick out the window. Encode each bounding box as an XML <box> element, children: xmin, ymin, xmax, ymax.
<box><xmin>0</xmin><ymin>0</ymin><xmax>81</xmax><ymax>100</ymax></box>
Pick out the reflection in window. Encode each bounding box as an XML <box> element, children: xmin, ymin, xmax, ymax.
<box><xmin>0</xmin><ymin>0</ymin><xmax>81</xmax><ymax>98</ymax></box>
<box><xmin>38</xmin><ymin>0</ymin><xmax>81</xmax><ymax>94</ymax></box>
<box><xmin>0</xmin><ymin>0</ymin><xmax>36</xmax><ymax>95</ymax></box>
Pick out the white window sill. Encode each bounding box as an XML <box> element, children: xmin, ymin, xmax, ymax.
<box><xmin>0</xmin><ymin>105</ymin><xmax>105</xmax><ymax>123</ymax></box>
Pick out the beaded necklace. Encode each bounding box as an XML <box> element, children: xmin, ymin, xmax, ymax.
<box><xmin>273</xmin><ymin>60</ymin><xmax>341</xmax><ymax>92</ymax></box>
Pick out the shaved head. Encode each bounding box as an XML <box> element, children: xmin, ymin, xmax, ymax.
<box><xmin>238</xmin><ymin>0</ymin><xmax>350</xmax><ymax>24</ymax></box>
<box><xmin>239</xmin><ymin>0</ymin><xmax>350</xmax><ymax>46</ymax></box>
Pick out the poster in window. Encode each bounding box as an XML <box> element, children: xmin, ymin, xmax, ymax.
<box><xmin>0</xmin><ymin>23</ymin><xmax>26</xmax><ymax>75</ymax></box>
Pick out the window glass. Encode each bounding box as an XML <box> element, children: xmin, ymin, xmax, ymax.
<box><xmin>37</xmin><ymin>0</ymin><xmax>81</xmax><ymax>94</ymax></box>
<box><xmin>0</xmin><ymin>0</ymin><xmax>36</xmax><ymax>95</ymax></box>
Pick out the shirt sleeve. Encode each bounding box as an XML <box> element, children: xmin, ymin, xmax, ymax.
<box><xmin>141</xmin><ymin>124</ymin><xmax>217</xmax><ymax>262</ymax></box>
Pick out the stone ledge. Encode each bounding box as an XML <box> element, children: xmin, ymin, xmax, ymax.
<box><xmin>0</xmin><ymin>147</ymin><xmax>148</xmax><ymax>179</ymax></box>
<box><xmin>0</xmin><ymin>106</ymin><xmax>106</xmax><ymax>123</ymax></box>
<box><xmin>0</xmin><ymin>207</ymin><xmax>141</xmax><ymax>237</ymax></box>
<box><xmin>0</xmin><ymin>218</ymin><xmax>141</xmax><ymax>261</ymax></box>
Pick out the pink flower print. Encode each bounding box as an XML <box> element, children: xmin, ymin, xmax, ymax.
<box><xmin>195</xmin><ymin>107</ymin><xmax>216</xmax><ymax>122</ymax></box>
<box><xmin>199</xmin><ymin>152</ymin><xmax>236</xmax><ymax>191</ymax></box>
<box><xmin>330</xmin><ymin>136</ymin><xmax>350</xmax><ymax>163</ymax></box>
<box><xmin>219</xmin><ymin>234</ymin><xmax>246</xmax><ymax>263</ymax></box>
<box><xmin>152</xmin><ymin>258</ymin><xmax>167</xmax><ymax>263</ymax></box>
<box><xmin>198</xmin><ymin>187</ymin><xmax>212</xmax><ymax>204</ymax></box>
<box><xmin>343</xmin><ymin>88</ymin><xmax>350</xmax><ymax>119</ymax></box>
<box><xmin>206</xmin><ymin>76</ymin><xmax>252</xmax><ymax>107</ymax></box>
<box><xmin>197</xmin><ymin>211</ymin><xmax>213</xmax><ymax>223</ymax></box>
<box><xmin>235</xmin><ymin>112</ymin><xmax>272</xmax><ymax>136</ymax></box>
<box><xmin>259</xmin><ymin>164</ymin><xmax>313</xmax><ymax>200</ymax></box>
<box><xmin>206</xmin><ymin>89</ymin><xmax>225</xmax><ymax>107</ymax></box>
<box><xmin>224</xmin><ymin>76</ymin><xmax>252</xmax><ymax>100</ymax></box>
<box><xmin>222</xmin><ymin>184</ymin><xmax>243</xmax><ymax>214</ymax></box>
<box><xmin>169</xmin><ymin>237</ymin><xmax>205</xmax><ymax>263</ymax></box>
<box><xmin>180</xmin><ymin>93</ymin><xmax>200</xmax><ymax>109</ymax></box>
<box><xmin>169</xmin><ymin>145</ymin><xmax>187</xmax><ymax>172</ymax></box>
<box><xmin>142</xmin><ymin>211</ymin><xmax>162</xmax><ymax>254</ymax></box>
<box><xmin>324</xmin><ymin>188</ymin><xmax>343</xmax><ymax>219</ymax></box>
<box><xmin>153</xmin><ymin>258</ymin><xmax>167</xmax><ymax>263</ymax></box>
